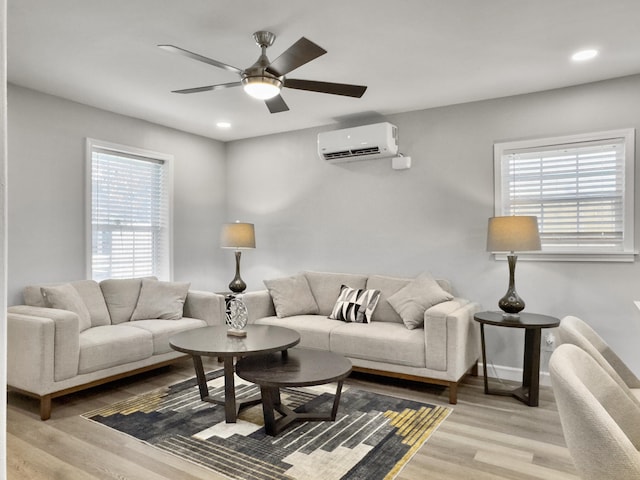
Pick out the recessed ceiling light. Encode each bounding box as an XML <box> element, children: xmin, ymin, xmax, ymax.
<box><xmin>571</xmin><ymin>49</ymin><xmax>598</xmax><ymax>62</ymax></box>
<box><xmin>216</xmin><ymin>122</ymin><xmax>231</xmax><ymax>129</ymax></box>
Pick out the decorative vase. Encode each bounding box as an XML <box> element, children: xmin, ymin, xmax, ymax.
<box><xmin>227</xmin><ymin>297</ymin><xmax>248</xmax><ymax>336</ymax></box>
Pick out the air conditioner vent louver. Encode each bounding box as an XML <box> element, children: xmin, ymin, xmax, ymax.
<box><xmin>318</xmin><ymin>122</ymin><xmax>398</xmax><ymax>163</ymax></box>
<box><xmin>351</xmin><ymin>147</ymin><xmax>381</xmax><ymax>156</ymax></box>
<box><xmin>323</xmin><ymin>146</ymin><xmax>381</xmax><ymax>160</ymax></box>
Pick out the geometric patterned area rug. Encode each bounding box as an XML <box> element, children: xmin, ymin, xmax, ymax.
<box><xmin>82</xmin><ymin>370</ymin><xmax>451</xmax><ymax>480</ymax></box>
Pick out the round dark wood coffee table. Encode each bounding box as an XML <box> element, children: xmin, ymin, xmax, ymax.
<box><xmin>235</xmin><ymin>348</ymin><xmax>352</xmax><ymax>436</ymax></box>
<box><xmin>169</xmin><ymin>325</ymin><xmax>300</xmax><ymax>423</ymax></box>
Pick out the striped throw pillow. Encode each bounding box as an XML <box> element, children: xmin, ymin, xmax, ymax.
<box><xmin>329</xmin><ymin>285</ymin><xmax>381</xmax><ymax>323</ymax></box>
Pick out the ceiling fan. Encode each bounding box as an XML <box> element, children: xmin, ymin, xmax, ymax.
<box><xmin>158</xmin><ymin>31</ymin><xmax>367</xmax><ymax>114</ymax></box>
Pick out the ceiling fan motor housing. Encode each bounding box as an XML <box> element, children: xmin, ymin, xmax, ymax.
<box><xmin>253</xmin><ymin>31</ymin><xmax>276</xmax><ymax>48</ymax></box>
<box><xmin>242</xmin><ymin>32</ymin><xmax>284</xmax><ymax>99</ymax></box>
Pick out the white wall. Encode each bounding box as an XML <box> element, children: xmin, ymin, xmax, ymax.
<box><xmin>225</xmin><ymin>74</ymin><xmax>640</xmax><ymax>373</ymax></box>
<box><xmin>7</xmin><ymin>84</ymin><xmax>229</xmax><ymax>305</ymax></box>
<box><xmin>7</xmin><ymin>75</ymin><xmax>640</xmax><ymax>376</ymax></box>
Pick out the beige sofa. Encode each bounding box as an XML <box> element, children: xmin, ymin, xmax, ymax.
<box><xmin>240</xmin><ymin>271</ymin><xmax>481</xmax><ymax>404</ymax></box>
<box><xmin>7</xmin><ymin>277</ymin><xmax>225</xmax><ymax>419</ymax></box>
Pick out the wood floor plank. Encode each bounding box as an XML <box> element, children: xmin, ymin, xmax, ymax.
<box><xmin>7</xmin><ymin>358</ymin><xmax>579</xmax><ymax>480</ymax></box>
<box><xmin>56</xmin><ymin>415</ymin><xmax>225</xmax><ymax>480</ymax></box>
<box><xmin>7</xmin><ymin>433</ymin><xmax>101</xmax><ymax>480</ymax></box>
<box><xmin>474</xmin><ymin>450</ymin><xmax>580</xmax><ymax>480</ymax></box>
<box><xmin>435</xmin><ymin>430</ymin><xmax>535</xmax><ymax>463</ymax></box>
<box><xmin>442</xmin><ymin>422</ymin><xmax>571</xmax><ymax>456</ymax></box>
<box><xmin>398</xmin><ymin>453</ymin><xmax>518</xmax><ymax>480</ymax></box>
<box><xmin>7</xmin><ymin>407</ymin><xmax>197</xmax><ymax>480</ymax></box>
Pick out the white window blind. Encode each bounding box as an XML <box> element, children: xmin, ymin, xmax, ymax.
<box><xmin>88</xmin><ymin>140</ymin><xmax>172</xmax><ymax>281</ymax></box>
<box><xmin>494</xmin><ymin>129</ymin><xmax>635</xmax><ymax>260</ymax></box>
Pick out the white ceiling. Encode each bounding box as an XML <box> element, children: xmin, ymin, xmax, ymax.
<box><xmin>8</xmin><ymin>0</ymin><xmax>640</xmax><ymax>142</ymax></box>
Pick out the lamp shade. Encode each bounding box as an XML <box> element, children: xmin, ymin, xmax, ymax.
<box><xmin>487</xmin><ymin>216</ymin><xmax>541</xmax><ymax>252</ymax></box>
<box><xmin>220</xmin><ymin>222</ymin><xmax>256</xmax><ymax>249</ymax></box>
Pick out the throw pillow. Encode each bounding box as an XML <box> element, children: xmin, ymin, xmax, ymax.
<box><xmin>387</xmin><ymin>272</ymin><xmax>453</xmax><ymax>329</ymax></box>
<box><xmin>264</xmin><ymin>274</ymin><xmax>319</xmax><ymax>318</ymax></box>
<box><xmin>70</xmin><ymin>280</ymin><xmax>111</xmax><ymax>327</ymax></box>
<box><xmin>329</xmin><ymin>285</ymin><xmax>381</xmax><ymax>323</ymax></box>
<box><xmin>100</xmin><ymin>277</ymin><xmax>156</xmax><ymax>324</ymax></box>
<box><xmin>130</xmin><ymin>279</ymin><xmax>191</xmax><ymax>321</ymax></box>
<box><xmin>41</xmin><ymin>283</ymin><xmax>92</xmax><ymax>332</ymax></box>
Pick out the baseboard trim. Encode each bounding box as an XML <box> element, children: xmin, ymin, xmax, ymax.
<box><xmin>478</xmin><ymin>363</ymin><xmax>551</xmax><ymax>387</ymax></box>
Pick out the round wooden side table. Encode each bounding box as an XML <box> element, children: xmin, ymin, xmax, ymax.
<box><xmin>473</xmin><ymin>311</ymin><xmax>560</xmax><ymax>407</ymax></box>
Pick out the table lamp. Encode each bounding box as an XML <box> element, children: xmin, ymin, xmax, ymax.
<box><xmin>220</xmin><ymin>221</ymin><xmax>256</xmax><ymax>293</ymax></box>
<box><xmin>486</xmin><ymin>216</ymin><xmax>541</xmax><ymax>318</ymax></box>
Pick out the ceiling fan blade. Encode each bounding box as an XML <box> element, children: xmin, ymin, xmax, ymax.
<box><xmin>284</xmin><ymin>78</ymin><xmax>367</xmax><ymax>98</ymax></box>
<box><xmin>158</xmin><ymin>45</ymin><xmax>243</xmax><ymax>75</ymax></box>
<box><xmin>172</xmin><ymin>82</ymin><xmax>242</xmax><ymax>94</ymax></box>
<box><xmin>266</xmin><ymin>37</ymin><xmax>327</xmax><ymax>76</ymax></box>
<box><xmin>265</xmin><ymin>94</ymin><xmax>289</xmax><ymax>114</ymax></box>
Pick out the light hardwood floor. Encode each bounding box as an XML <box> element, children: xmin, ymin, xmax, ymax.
<box><xmin>7</xmin><ymin>357</ymin><xmax>578</xmax><ymax>480</ymax></box>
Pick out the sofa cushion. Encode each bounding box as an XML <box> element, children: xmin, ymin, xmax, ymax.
<box><xmin>328</xmin><ymin>285</ymin><xmax>381</xmax><ymax>323</ymax></box>
<box><xmin>130</xmin><ymin>279</ymin><xmax>190</xmax><ymax>321</ymax></box>
<box><xmin>24</xmin><ymin>280</ymin><xmax>111</xmax><ymax>327</ymax></box>
<box><xmin>365</xmin><ymin>275</ymin><xmax>410</xmax><ymax>323</ymax></box>
<box><xmin>41</xmin><ymin>284</ymin><xmax>92</xmax><ymax>332</ymax></box>
<box><xmin>330</xmin><ymin>321</ymin><xmax>426</xmax><ymax>368</ymax></box>
<box><xmin>303</xmin><ymin>271</ymin><xmax>368</xmax><ymax>316</ymax></box>
<box><xmin>128</xmin><ymin>318</ymin><xmax>207</xmax><ymax>354</ymax></box>
<box><xmin>254</xmin><ymin>315</ymin><xmax>344</xmax><ymax>350</ymax></box>
<box><xmin>388</xmin><ymin>272</ymin><xmax>454</xmax><ymax>330</ymax></box>
<box><xmin>264</xmin><ymin>274</ymin><xmax>319</xmax><ymax>318</ymax></box>
<box><xmin>100</xmin><ymin>277</ymin><xmax>155</xmax><ymax>324</ymax></box>
<box><xmin>78</xmin><ymin>325</ymin><xmax>154</xmax><ymax>374</ymax></box>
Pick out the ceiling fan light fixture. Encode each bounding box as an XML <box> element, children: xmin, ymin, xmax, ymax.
<box><xmin>242</xmin><ymin>76</ymin><xmax>282</xmax><ymax>100</ymax></box>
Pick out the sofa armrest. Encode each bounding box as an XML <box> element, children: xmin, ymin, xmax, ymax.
<box><xmin>184</xmin><ymin>290</ymin><xmax>225</xmax><ymax>326</ymax></box>
<box><xmin>424</xmin><ymin>298</ymin><xmax>481</xmax><ymax>379</ymax></box>
<box><xmin>7</xmin><ymin>306</ymin><xmax>80</xmax><ymax>391</ymax></box>
<box><xmin>240</xmin><ymin>290</ymin><xmax>276</xmax><ymax>323</ymax></box>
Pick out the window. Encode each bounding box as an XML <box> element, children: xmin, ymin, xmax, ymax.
<box><xmin>494</xmin><ymin>129</ymin><xmax>635</xmax><ymax>261</ymax></box>
<box><xmin>87</xmin><ymin>139</ymin><xmax>173</xmax><ymax>281</ymax></box>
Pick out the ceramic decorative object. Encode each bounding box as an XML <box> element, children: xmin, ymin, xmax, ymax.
<box><xmin>227</xmin><ymin>297</ymin><xmax>248</xmax><ymax>337</ymax></box>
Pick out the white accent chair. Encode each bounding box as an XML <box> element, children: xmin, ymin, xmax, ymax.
<box><xmin>549</xmin><ymin>344</ymin><xmax>640</xmax><ymax>480</ymax></box>
<box><xmin>558</xmin><ymin>315</ymin><xmax>640</xmax><ymax>404</ymax></box>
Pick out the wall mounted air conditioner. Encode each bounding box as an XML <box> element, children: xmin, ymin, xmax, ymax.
<box><xmin>317</xmin><ymin>122</ymin><xmax>399</xmax><ymax>162</ymax></box>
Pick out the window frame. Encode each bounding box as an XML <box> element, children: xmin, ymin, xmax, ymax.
<box><xmin>493</xmin><ymin>128</ymin><xmax>636</xmax><ymax>262</ymax></box>
<box><xmin>85</xmin><ymin>138</ymin><xmax>174</xmax><ymax>280</ymax></box>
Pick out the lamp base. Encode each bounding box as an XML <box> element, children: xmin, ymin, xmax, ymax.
<box><xmin>498</xmin><ymin>290</ymin><xmax>525</xmax><ymax>315</ymax></box>
<box><xmin>498</xmin><ymin>254</ymin><xmax>525</xmax><ymax>316</ymax></box>
<box><xmin>228</xmin><ymin>278</ymin><xmax>247</xmax><ymax>294</ymax></box>
<box><xmin>227</xmin><ymin>329</ymin><xmax>247</xmax><ymax>337</ymax></box>
<box><xmin>228</xmin><ymin>250</ymin><xmax>247</xmax><ymax>293</ymax></box>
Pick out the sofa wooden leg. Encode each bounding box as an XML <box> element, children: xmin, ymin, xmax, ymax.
<box><xmin>448</xmin><ymin>383</ymin><xmax>458</xmax><ymax>404</ymax></box>
<box><xmin>470</xmin><ymin>361</ymin><xmax>479</xmax><ymax>377</ymax></box>
<box><xmin>40</xmin><ymin>395</ymin><xmax>52</xmax><ymax>420</ymax></box>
